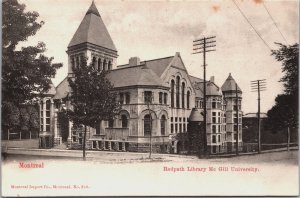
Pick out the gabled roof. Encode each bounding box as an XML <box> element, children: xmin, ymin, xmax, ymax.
<box><xmin>43</xmin><ymin>81</ymin><xmax>56</xmax><ymax>96</ymax></box>
<box><xmin>221</xmin><ymin>73</ymin><xmax>242</xmax><ymax>92</ymax></box>
<box><xmin>68</xmin><ymin>2</ymin><xmax>117</xmax><ymax>51</ymax></box>
<box><xmin>107</xmin><ymin>65</ymin><xmax>166</xmax><ymax>88</ymax></box>
<box><xmin>141</xmin><ymin>56</ymin><xmax>174</xmax><ymax>77</ymax></box>
<box><xmin>53</xmin><ymin>77</ymin><xmax>70</xmax><ymax>99</ymax></box>
<box><xmin>117</xmin><ymin>56</ymin><xmax>174</xmax><ymax>77</ymax></box>
<box><xmin>189</xmin><ymin>75</ymin><xmax>222</xmax><ymax>97</ymax></box>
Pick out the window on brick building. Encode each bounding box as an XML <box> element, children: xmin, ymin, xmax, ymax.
<box><xmin>187</xmin><ymin>91</ymin><xmax>190</xmax><ymax>109</ymax></box>
<box><xmin>121</xmin><ymin>115</ymin><xmax>128</xmax><ymax>128</ymax></box>
<box><xmin>176</xmin><ymin>76</ymin><xmax>180</xmax><ymax>108</ymax></box>
<box><xmin>125</xmin><ymin>92</ymin><xmax>130</xmax><ymax>104</ymax></box>
<box><xmin>144</xmin><ymin>91</ymin><xmax>152</xmax><ymax>104</ymax></box>
<box><xmin>212</xmin><ymin>125</ymin><xmax>216</xmax><ymax>133</ymax></box>
<box><xmin>119</xmin><ymin>93</ymin><xmax>124</xmax><ymax>104</ymax></box>
<box><xmin>212</xmin><ymin>99</ymin><xmax>216</xmax><ymax>109</ymax></box>
<box><xmin>164</xmin><ymin>93</ymin><xmax>167</xmax><ymax>104</ymax></box>
<box><xmin>212</xmin><ymin>112</ymin><xmax>216</xmax><ymax>123</ymax></box>
<box><xmin>212</xmin><ymin>135</ymin><xmax>216</xmax><ymax>143</ymax></box>
<box><xmin>161</xmin><ymin>115</ymin><xmax>166</xmax><ymax>135</ymax></box>
<box><xmin>171</xmin><ymin>80</ymin><xmax>175</xmax><ymax>107</ymax></box>
<box><xmin>159</xmin><ymin>92</ymin><xmax>163</xmax><ymax>104</ymax></box>
<box><xmin>182</xmin><ymin>82</ymin><xmax>185</xmax><ymax>108</ymax></box>
<box><xmin>144</xmin><ymin>114</ymin><xmax>151</xmax><ymax>136</ymax></box>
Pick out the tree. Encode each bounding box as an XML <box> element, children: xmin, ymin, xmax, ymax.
<box><xmin>66</xmin><ymin>57</ymin><xmax>120</xmax><ymax>160</ymax></box>
<box><xmin>271</xmin><ymin>43</ymin><xmax>299</xmax><ymax>96</ymax></box>
<box><xmin>2</xmin><ymin>0</ymin><xmax>62</xmax><ymax>137</ymax></box>
<box><xmin>267</xmin><ymin>43</ymin><xmax>298</xmax><ymax>133</ymax></box>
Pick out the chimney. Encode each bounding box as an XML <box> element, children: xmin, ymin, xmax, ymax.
<box><xmin>210</xmin><ymin>76</ymin><xmax>215</xmax><ymax>83</ymax></box>
<box><xmin>129</xmin><ymin>57</ymin><xmax>140</xmax><ymax>67</ymax></box>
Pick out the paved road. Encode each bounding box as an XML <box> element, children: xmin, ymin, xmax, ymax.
<box><xmin>3</xmin><ymin>147</ymin><xmax>298</xmax><ymax>165</ymax></box>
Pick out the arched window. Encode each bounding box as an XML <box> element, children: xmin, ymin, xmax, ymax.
<box><xmin>121</xmin><ymin>115</ymin><xmax>128</xmax><ymax>128</ymax></box>
<box><xmin>160</xmin><ymin>115</ymin><xmax>166</xmax><ymax>135</ymax></box>
<box><xmin>92</xmin><ymin>57</ymin><xmax>97</xmax><ymax>69</ymax></box>
<box><xmin>98</xmin><ymin>58</ymin><xmax>101</xmax><ymax>71</ymax></box>
<box><xmin>103</xmin><ymin>59</ymin><xmax>107</xmax><ymax>70</ymax></box>
<box><xmin>108</xmin><ymin>61</ymin><xmax>112</xmax><ymax>70</ymax></box>
<box><xmin>176</xmin><ymin>76</ymin><xmax>180</xmax><ymax>108</ymax></box>
<box><xmin>187</xmin><ymin>91</ymin><xmax>190</xmax><ymax>109</ymax></box>
<box><xmin>181</xmin><ymin>82</ymin><xmax>185</xmax><ymax>108</ymax></box>
<box><xmin>171</xmin><ymin>80</ymin><xmax>175</xmax><ymax>108</ymax></box>
<box><xmin>164</xmin><ymin>93</ymin><xmax>167</xmax><ymax>104</ymax></box>
<box><xmin>76</xmin><ymin>56</ymin><xmax>79</xmax><ymax>68</ymax></box>
<box><xmin>71</xmin><ymin>57</ymin><xmax>75</xmax><ymax>68</ymax></box>
<box><xmin>144</xmin><ymin>114</ymin><xmax>151</xmax><ymax>136</ymax></box>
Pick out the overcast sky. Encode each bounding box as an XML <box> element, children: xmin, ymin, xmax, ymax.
<box><xmin>18</xmin><ymin>0</ymin><xmax>299</xmax><ymax>113</ymax></box>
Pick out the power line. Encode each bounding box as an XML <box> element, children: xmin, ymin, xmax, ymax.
<box><xmin>262</xmin><ymin>1</ymin><xmax>288</xmax><ymax>45</ymax></box>
<box><xmin>193</xmin><ymin>36</ymin><xmax>216</xmax><ymax>157</ymax></box>
<box><xmin>251</xmin><ymin>79</ymin><xmax>267</xmax><ymax>154</ymax></box>
<box><xmin>232</xmin><ymin>0</ymin><xmax>272</xmax><ymax>50</ymax></box>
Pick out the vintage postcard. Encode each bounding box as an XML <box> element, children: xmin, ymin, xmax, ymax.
<box><xmin>1</xmin><ymin>0</ymin><xmax>299</xmax><ymax>196</ymax></box>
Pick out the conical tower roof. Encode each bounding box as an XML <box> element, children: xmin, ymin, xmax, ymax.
<box><xmin>68</xmin><ymin>1</ymin><xmax>117</xmax><ymax>52</ymax></box>
<box><xmin>221</xmin><ymin>73</ymin><xmax>242</xmax><ymax>92</ymax></box>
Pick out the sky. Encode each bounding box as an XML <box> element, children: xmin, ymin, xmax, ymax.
<box><xmin>18</xmin><ymin>0</ymin><xmax>299</xmax><ymax>114</ymax></box>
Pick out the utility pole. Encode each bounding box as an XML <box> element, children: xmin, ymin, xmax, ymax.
<box><xmin>235</xmin><ymin>83</ymin><xmax>239</xmax><ymax>155</ymax></box>
<box><xmin>251</xmin><ymin>79</ymin><xmax>266</xmax><ymax>154</ymax></box>
<box><xmin>193</xmin><ymin>36</ymin><xmax>216</xmax><ymax>157</ymax></box>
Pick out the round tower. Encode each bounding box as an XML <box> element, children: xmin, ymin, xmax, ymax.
<box><xmin>221</xmin><ymin>73</ymin><xmax>243</xmax><ymax>153</ymax></box>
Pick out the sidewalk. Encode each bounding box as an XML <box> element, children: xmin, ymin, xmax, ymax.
<box><xmin>3</xmin><ymin>147</ymin><xmax>199</xmax><ymax>162</ymax></box>
<box><xmin>3</xmin><ymin>146</ymin><xmax>298</xmax><ymax>163</ymax></box>
<box><xmin>209</xmin><ymin>146</ymin><xmax>299</xmax><ymax>158</ymax></box>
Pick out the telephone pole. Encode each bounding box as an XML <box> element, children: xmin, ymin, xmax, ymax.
<box><xmin>193</xmin><ymin>36</ymin><xmax>216</xmax><ymax>157</ymax></box>
<box><xmin>251</xmin><ymin>79</ymin><xmax>266</xmax><ymax>154</ymax></box>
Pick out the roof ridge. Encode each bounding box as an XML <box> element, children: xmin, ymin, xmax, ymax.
<box><xmin>112</xmin><ymin>64</ymin><xmax>146</xmax><ymax>72</ymax></box>
<box><xmin>117</xmin><ymin>56</ymin><xmax>174</xmax><ymax>68</ymax></box>
<box><xmin>140</xmin><ymin>56</ymin><xmax>174</xmax><ymax>63</ymax></box>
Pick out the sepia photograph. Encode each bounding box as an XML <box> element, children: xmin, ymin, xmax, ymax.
<box><xmin>1</xmin><ymin>0</ymin><xmax>299</xmax><ymax>196</ymax></box>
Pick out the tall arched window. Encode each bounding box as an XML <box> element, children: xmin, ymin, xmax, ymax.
<box><xmin>187</xmin><ymin>91</ymin><xmax>190</xmax><ymax>109</ymax></box>
<box><xmin>161</xmin><ymin>115</ymin><xmax>166</xmax><ymax>136</ymax></box>
<box><xmin>144</xmin><ymin>114</ymin><xmax>151</xmax><ymax>136</ymax></box>
<box><xmin>76</xmin><ymin>56</ymin><xmax>80</xmax><ymax>68</ymax></box>
<box><xmin>71</xmin><ymin>57</ymin><xmax>75</xmax><ymax>68</ymax></box>
<box><xmin>182</xmin><ymin>82</ymin><xmax>185</xmax><ymax>108</ymax></box>
<box><xmin>108</xmin><ymin>61</ymin><xmax>112</xmax><ymax>70</ymax></box>
<box><xmin>92</xmin><ymin>57</ymin><xmax>97</xmax><ymax>70</ymax></box>
<box><xmin>103</xmin><ymin>59</ymin><xmax>107</xmax><ymax>70</ymax></box>
<box><xmin>98</xmin><ymin>58</ymin><xmax>102</xmax><ymax>71</ymax></box>
<box><xmin>176</xmin><ymin>76</ymin><xmax>180</xmax><ymax>108</ymax></box>
<box><xmin>171</xmin><ymin>80</ymin><xmax>175</xmax><ymax>108</ymax></box>
<box><xmin>121</xmin><ymin>115</ymin><xmax>128</xmax><ymax>128</ymax></box>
